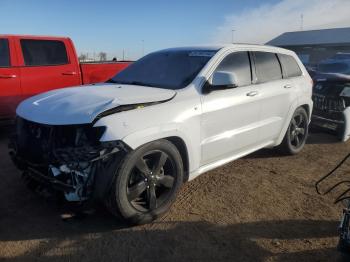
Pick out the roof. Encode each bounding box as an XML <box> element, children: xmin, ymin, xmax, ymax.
<box><xmin>159</xmin><ymin>46</ymin><xmax>223</xmax><ymax>52</ymax></box>
<box><xmin>267</xmin><ymin>27</ymin><xmax>350</xmax><ymax>46</ymax></box>
<box><xmin>158</xmin><ymin>43</ymin><xmax>291</xmax><ymax>54</ymax></box>
<box><xmin>0</xmin><ymin>34</ymin><xmax>70</xmax><ymax>40</ymax></box>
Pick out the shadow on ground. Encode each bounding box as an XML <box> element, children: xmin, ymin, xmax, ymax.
<box><xmin>307</xmin><ymin>130</ymin><xmax>341</xmax><ymax>145</ymax></box>
<box><xmin>0</xmin><ymin>215</ymin><xmax>342</xmax><ymax>262</ymax></box>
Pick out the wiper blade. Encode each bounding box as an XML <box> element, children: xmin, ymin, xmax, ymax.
<box><xmin>128</xmin><ymin>81</ymin><xmax>155</xmax><ymax>87</ymax></box>
<box><xmin>106</xmin><ymin>79</ymin><xmax>156</xmax><ymax>87</ymax></box>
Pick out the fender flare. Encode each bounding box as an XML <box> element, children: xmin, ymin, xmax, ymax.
<box><xmin>121</xmin><ymin>124</ymin><xmax>197</xmax><ymax>173</ymax></box>
<box><xmin>275</xmin><ymin>98</ymin><xmax>313</xmax><ymax>145</ymax></box>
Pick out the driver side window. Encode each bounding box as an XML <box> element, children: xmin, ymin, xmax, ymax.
<box><xmin>0</xmin><ymin>39</ymin><xmax>10</xmax><ymax>67</ymax></box>
<box><xmin>214</xmin><ymin>51</ymin><xmax>252</xmax><ymax>87</ymax></box>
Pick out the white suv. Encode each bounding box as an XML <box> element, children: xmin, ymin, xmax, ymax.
<box><xmin>11</xmin><ymin>44</ymin><xmax>313</xmax><ymax>224</ymax></box>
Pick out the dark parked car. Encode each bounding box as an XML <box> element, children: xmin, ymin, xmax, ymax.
<box><xmin>310</xmin><ymin>54</ymin><xmax>350</xmax><ymax>141</ymax></box>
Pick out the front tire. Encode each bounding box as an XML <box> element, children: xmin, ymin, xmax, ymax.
<box><xmin>106</xmin><ymin>139</ymin><xmax>184</xmax><ymax>225</ymax></box>
<box><xmin>279</xmin><ymin>107</ymin><xmax>309</xmax><ymax>155</ymax></box>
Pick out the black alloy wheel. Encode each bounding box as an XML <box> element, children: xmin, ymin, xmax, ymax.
<box><xmin>279</xmin><ymin>107</ymin><xmax>309</xmax><ymax>155</ymax></box>
<box><xmin>289</xmin><ymin>112</ymin><xmax>307</xmax><ymax>149</ymax></box>
<box><xmin>106</xmin><ymin>139</ymin><xmax>183</xmax><ymax>225</ymax></box>
<box><xmin>127</xmin><ymin>150</ymin><xmax>176</xmax><ymax>212</ymax></box>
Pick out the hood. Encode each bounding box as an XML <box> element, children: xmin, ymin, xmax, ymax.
<box><xmin>17</xmin><ymin>83</ymin><xmax>176</xmax><ymax>125</ymax></box>
<box><xmin>313</xmin><ymin>71</ymin><xmax>350</xmax><ymax>82</ymax></box>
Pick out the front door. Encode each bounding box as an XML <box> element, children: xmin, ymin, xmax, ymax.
<box><xmin>200</xmin><ymin>51</ymin><xmax>261</xmax><ymax>166</ymax></box>
<box><xmin>0</xmin><ymin>38</ymin><xmax>21</xmax><ymax>118</ymax></box>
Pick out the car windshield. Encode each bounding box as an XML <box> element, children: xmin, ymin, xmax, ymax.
<box><xmin>108</xmin><ymin>49</ymin><xmax>218</xmax><ymax>90</ymax></box>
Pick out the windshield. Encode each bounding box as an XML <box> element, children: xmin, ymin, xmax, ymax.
<box><xmin>108</xmin><ymin>49</ymin><xmax>217</xmax><ymax>90</ymax></box>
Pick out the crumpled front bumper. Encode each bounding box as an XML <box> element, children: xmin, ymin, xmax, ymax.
<box><xmin>9</xmin><ymin>137</ymin><xmax>129</xmax><ymax>201</ymax></box>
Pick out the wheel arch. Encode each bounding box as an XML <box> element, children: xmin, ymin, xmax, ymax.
<box><xmin>300</xmin><ymin>104</ymin><xmax>311</xmax><ymax>122</ymax></box>
<box><xmin>275</xmin><ymin>101</ymin><xmax>311</xmax><ymax>146</ymax></box>
<box><xmin>164</xmin><ymin>136</ymin><xmax>190</xmax><ymax>182</ymax></box>
<box><xmin>122</xmin><ymin>128</ymin><xmax>196</xmax><ymax>182</ymax></box>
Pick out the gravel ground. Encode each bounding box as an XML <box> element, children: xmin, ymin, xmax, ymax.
<box><xmin>0</xmin><ymin>126</ymin><xmax>349</xmax><ymax>262</ymax></box>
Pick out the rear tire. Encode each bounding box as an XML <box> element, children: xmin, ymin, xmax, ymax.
<box><xmin>279</xmin><ymin>107</ymin><xmax>309</xmax><ymax>155</ymax></box>
<box><xmin>106</xmin><ymin>139</ymin><xmax>184</xmax><ymax>225</ymax></box>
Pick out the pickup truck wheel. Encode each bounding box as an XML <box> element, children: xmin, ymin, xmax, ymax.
<box><xmin>279</xmin><ymin>107</ymin><xmax>309</xmax><ymax>155</ymax></box>
<box><xmin>106</xmin><ymin>139</ymin><xmax>183</xmax><ymax>225</ymax></box>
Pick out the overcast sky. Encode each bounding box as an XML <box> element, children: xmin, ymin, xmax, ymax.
<box><xmin>1</xmin><ymin>0</ymin><xmax>350</xmax><ymax>60</ymax></box>
<box><xmin>212</xmin><ymin>0</ymin><xmax>350</xmax><ymax>45</ymax></box>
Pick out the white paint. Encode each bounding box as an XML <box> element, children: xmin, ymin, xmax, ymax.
<box><xmin>16</xmin><ymin>44</ymin><xmax>313</xmax><ymax>181</ymax></box>
<box><xmin>342</xmin><ymin>107</ymin><xmax>350</xmax><ymax>142</ymax></box>
<box><xmin>17</xmin><ymin>83</ymin><xmax>176</xmax><ymax>125</ymax></box>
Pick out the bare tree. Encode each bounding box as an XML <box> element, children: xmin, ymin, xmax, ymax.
<box><xmin>98</xmin><ymin>52</ymin><xmax>107</xmax><ymax>61</ymax></box>
<box><xmin>78</xmin><ymin>53</ymin><xmax>87</xmax><ymax>62</ymax></box>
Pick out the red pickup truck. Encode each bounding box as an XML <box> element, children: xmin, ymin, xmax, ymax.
<box><xmin>0</xmin><ymin>35</ymin><xmax>131</xmax><ymax>120</ymax></box>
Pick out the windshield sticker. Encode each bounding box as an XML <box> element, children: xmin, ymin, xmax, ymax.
<box><xmin>189</xmin><ymin>51</ymin><xmax>216</xmax><ymax>57</ymax></box>
<box><xmin>340</xmin><ymin>86</ymin><xmax>350</xmax><ymax>97</ymax></box>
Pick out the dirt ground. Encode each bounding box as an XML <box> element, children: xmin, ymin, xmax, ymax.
<box><xmin>1</xmin><ymin>126</ymin><xmax>350</xmax><ymax>262</ymax></box>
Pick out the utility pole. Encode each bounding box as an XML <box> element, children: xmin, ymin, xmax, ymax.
<box><xmin>142</xmin><ymin>40</ymin><xmax>144</xmax><ymax>57</ymax></box>
<box><xmin>231</xmin><ymin>29</ymin><xmax>235</xmax><ymax>44</ymax></box>
<box><xmin>122</xmin><ymin>49</ymin><xmax>125</xmax><ymax>61</ymax></box>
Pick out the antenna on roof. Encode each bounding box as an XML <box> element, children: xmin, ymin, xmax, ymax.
<box><xmin>300</xmin><ymin>14</ymin><xmax>304</xmax><ymax>31</ymax></box>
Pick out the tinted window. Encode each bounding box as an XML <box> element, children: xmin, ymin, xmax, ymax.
<box><xmin>278</xmin><ymin>54</ymin><xmax>302</xmax><ymax>78</ymax></box>
<box><xmin>110</xmin><ymin>49</ymin><xmax>217</xmax><ymax>90</ymax></box>
<box><xmin>0</xmin><ymin>39</ymin><xmax>10</xmax><ymax>67</ymax></box>
<box><xmin>215</xmin><ymin>52</ymin><xmax>252</xmax><ymax>86</ymax></box>
<box><xmin>21</xmin><ymin>39</ymin><xmax>68</xmax><ymax>66</ymax></box>
<box><xmin>254</xmin><ymin>52</ymin><xmax>282</xmax><ymax>83</ymax></box>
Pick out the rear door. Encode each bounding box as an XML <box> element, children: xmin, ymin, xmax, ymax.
<box><xmin>0</xmin><ymin>37</ymin><xmax>21</xmax><ymax>118</ymax></box>
<box><xmin>18</xmin><ymin>38</ymin><xmax>81</xmax><ymax>98</ymax></box>
<box><xmin>252</xmin><ymin>51</ymin><xmax>297</xmax><ymax>142</ymax></box>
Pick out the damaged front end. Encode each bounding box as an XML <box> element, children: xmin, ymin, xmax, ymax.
<box><xmin>312</xmin><ymin>81</ymin><xmax>350</xmax><ymax>141</ymax></box>
<box><xmin>9</xmin><ymin>117</ymin><xmax>129</xmax><ymax>202</ymax></box>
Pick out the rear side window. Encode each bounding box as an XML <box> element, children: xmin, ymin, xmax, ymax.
<box><xmin>278</xmin><ymin>54</ymin><xmax>302</xmax><ymax>78</ymax></box>
<box><xmin>215</xmin><ymin>51</ymin><xmax>252</xmax><ymax>86</ymax></box>
<box><xmin>254</xmin><ymin>52</ymin><xmax>282</xmax><ymax>83</ymax></box>
<box><xmin>0</xmin><ymin>39</ymin><xmax>10</xmax><ymax>67</ymax></box>
<box><xmin>21</xmin><ymin>39</ymin><xmax>68</xmax><ymax>66</ymax></box>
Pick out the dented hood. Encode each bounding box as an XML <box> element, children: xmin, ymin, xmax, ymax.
<box><xmin>16</xmin><ymin>83</ymin><xmax>176</xmax><ymax>125</ymax></box>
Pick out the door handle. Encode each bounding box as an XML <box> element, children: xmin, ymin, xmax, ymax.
<box><xmin>0</xmin><ymin>74</ymin><xmax>17</xmax><ymax>79</ymax></box>
<box><xmin>284</xmin><ymin>84</ymin><xmax>293</xmax><ymax>89</ymax></box>
<box><xmin>246</xmin><ymin>91</ymin><xmax>259</xmax><ymax>97</ymax></box>
<box><xmin>62</xmin><ymin>71</ymin><xmax>77</xmax><ymax>76</ymax></box>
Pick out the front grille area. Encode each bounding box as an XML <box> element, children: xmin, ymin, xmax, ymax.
<box><xmin>10</xmin><ymin>118</ymin><xmax>127</xmax><ymax>201</ymax></box>
<box><xmin>15</xmin><ymin>117</ymin><xmax>106</xmax><ymax>165</ymax></box>
<box><xmin>16</xmin><ymin>118</ymin><xmax>53</xmax><ymax>164</ymax></box>
<box><xmin>312</xmin><ymin>94</ymin><xmax>346</xmax><ymax>112</ymax></box>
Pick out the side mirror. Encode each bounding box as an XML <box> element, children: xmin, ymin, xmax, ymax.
<box><xmin>203</xmin><ymin>71</ymin><xmax>238</xmax><ymax>94</ymax></box>
<box><xmin>212</xmin><ymin>71</ymin><xmax>237</xmax><ymax>88</ymax></box>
